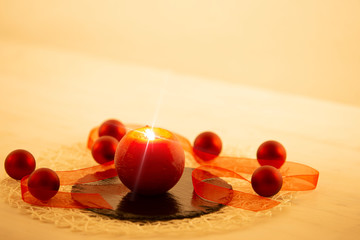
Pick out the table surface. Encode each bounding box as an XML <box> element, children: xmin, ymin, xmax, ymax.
<box><xmin>0</xmin><ymin>39</ymin><xmax>359</xmax><ymax>240</ymax></box>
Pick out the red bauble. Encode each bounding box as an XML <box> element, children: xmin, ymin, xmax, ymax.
<box><xmin>193</xmin><ymin>131</ymin><xmax>222</xmax><ymax>161</ymax></box>
<box><xmin>257</xmin><ymin>140</ymin><xmax>286</xmax><ymax>168</ymax></box>
<box><xmin>251</xmin><ymin>165</ymin><xmax>283</xmax><ymax>197</ymax></box>
<box><xmin>115</xmin><ymin>127</ymin><xmax>185</xmax><ymax>195</ymax></box>
<box><xmin>28</xmin><ymin>168</ymin><xmax>60</xmax><ymax>201</ymax></box>
<box><xmin>4</xmin><ymin>149</ymin><xmax>36</xmax><ymax>180</ymax></box>
<box><xmin>91</xmin><ymin>136</ymin><xmax>119</xmax><ymax>164</ymax></box>
<box><xmin>98</xmin><ymin>119</ymin><xmax>126</xmax><ymax>141</ymax></box>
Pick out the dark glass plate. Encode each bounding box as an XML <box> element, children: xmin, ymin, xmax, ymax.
<box><xmin>72</xmin><ymin>167</ymin><xmax>232</xmax><ymax>221</ymax></box>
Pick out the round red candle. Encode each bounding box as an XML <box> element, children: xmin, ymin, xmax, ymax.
<box><xmin>115</xmin><ymin>127</ymin><xmax>185</xmax><ymax>195</ymax></box>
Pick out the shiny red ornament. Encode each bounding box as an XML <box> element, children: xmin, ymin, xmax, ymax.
<box><xmin>28</xmin><ymin>168</ymin><xmax>60</xmax><ymax>201</ymax></box>
<box><xmin>193</xmin><ymin>131</ymin><xmax>222</xmax><ymax>161</ymax></box>
<box><xmin>4</xmin><ymin>149</ymin><xmax>36</xmax><ymax>180</ymax></box>
<box><xmin>251</xmin><ymin>165</ymin><xmax>283</xmax><ymax>197</ymax></box>
<box><xmin>257</xmin><ymin>140</ymin><xmax>286</xmax><ymax>168</ymax></box>
<box><xmin>98</xmin><ymin>119</ymin><xmax>126</xmax><ymax>141</ymax></box>
<box><xmin>91</xmin><ymin>136</ymin><xmax>119</xmax><ymax>164</ymax></box>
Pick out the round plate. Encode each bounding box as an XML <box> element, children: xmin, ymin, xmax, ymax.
<box><xmin>72</xmin><ymin>167</ymin><xmax>232</xmax><ymax>221</ymax></box>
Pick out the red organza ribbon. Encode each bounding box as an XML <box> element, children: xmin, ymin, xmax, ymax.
<box><xmin>21</xmin><ymin>161</ymin><xmax>117</xmax><ymax>209</ymax></box>
<box><xmin>21</xmin><ymin>125</ymin><xmax>319</xmax><ymax>211</ymax></box>
<box><xmin>173</xmin><ymin>130</ymin><xmax>318</xmax><ymax>211</ymax></box>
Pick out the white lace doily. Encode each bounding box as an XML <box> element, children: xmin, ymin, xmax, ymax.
<box><xmin>0</xmin><ymin>143</ymin><xmax>295</xmax><ymax>237</ymax></box>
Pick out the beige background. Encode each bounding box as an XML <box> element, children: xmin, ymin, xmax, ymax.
<box><xmin>1</xmin><ymin>0</ymin><xmax>359</xmax><ymax>106</ymax></box>
<box><xmin>1</xmin><ymin>39</ymin><xmax>360</xmax><ymax>240</ymax></box>
<box><xmin>1</xmin><ymin>1</ymin><xmax>360</xmax><ymax>240</ymax></box>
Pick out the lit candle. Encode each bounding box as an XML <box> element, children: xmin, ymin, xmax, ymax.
<box><xmin>114</xmin><ymin>126</ymin><xmax>185</xmax><ymax>195</ymax></box>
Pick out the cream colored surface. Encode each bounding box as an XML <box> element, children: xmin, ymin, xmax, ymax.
<box><xmin>1</xmin><ymin>39</ymin><xmax>360</xmax><ymax>240</ymax></box>
<box><xmin>0</xmin><ymin>0</ymin><xmax>360</xmax><ymax>106</ymax></box>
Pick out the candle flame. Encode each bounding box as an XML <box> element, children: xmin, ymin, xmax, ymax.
<box><xmin>144</xmin><ymin>128</ymin><xmax>156</xmax><ymax>140</ymax></box>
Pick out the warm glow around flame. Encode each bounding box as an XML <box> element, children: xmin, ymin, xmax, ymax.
<box><xmin>144</xmin><ymin>128</ymin><xmax>156</xmax><ymax>140</ymax></box>
<box><xmin>129</xmin><ymin>126</ymin><xmax>173</xmax><ymax>142</ymax></box>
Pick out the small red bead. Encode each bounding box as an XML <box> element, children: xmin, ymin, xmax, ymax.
<box><xmin>257</xmin><ymin>140</ymin><xmax>286</xmax><ymax>168</ymax></box>
<box><xmin>92</xmin><ymin>136</ymin><xmax>119</xmax><ymax>164</ymax></box>
<box><xmin>98</xmin><ymin>119</ymin><xmax>126</xmax><ymax>141</ymax></box>
<box><xmin>251</xmin><ymin>165</ymin><xmax>283</xmax><ymax>197</ymax></box>
<box><xmin>4</xmin><ymin>149</ymin><xmax>36</xmax><ymax>180</ymax></box>
<box><xmin>193</xmin><ymin>131</ymin><xmax>222</xmax><ymax>161</ymax></box>
<box><xmin>28</xmin><ymin>168</ymin><xmax>60</xmax><ymax>201</ymax></box>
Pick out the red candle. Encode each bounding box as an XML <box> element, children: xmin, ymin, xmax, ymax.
<box><xmin>115</xmin><ymin>127</ymin><xmax>185</xmax><ymax>195</ymax></box>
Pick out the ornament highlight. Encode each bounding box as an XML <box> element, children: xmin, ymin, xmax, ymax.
<box><xmin>251</xmin><ymin>165</ymin><xmax>283</xmax><ymax>197</ymax></box>
<box><xmin>98</xmin><ymin>119</ymin><xmax>126</xmax><ymax>141</ymax></box>
<box><xmin>257</xmin><ymin>140</ymin><xmax>286</xmax><ymax>168</ymax></box>
<box><xmin>91</xmin><ymin>136</ymin><xmax>119</xmax><ymax>164</ymax></box>
<box><xmin>193</xmin><ymin>131</ymin><xmax>222</xmax><ymax>161</ymax></box>
<box><xmin>28</xmin><ymin>168</ymin><xmax>60</xmax><ymax>201</ymax></box>
<box><xmin>115</xmin><ymin>127</ymin><xmax>185</xmax><ymax>195</ymax></box>
<box><xmin>4</xmin><ymin>149</ymin><xmax>36</xmax><ymax>180</ymax></box>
